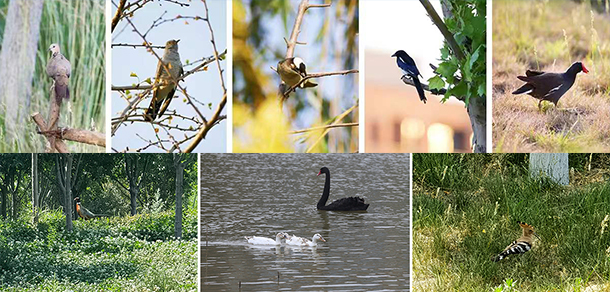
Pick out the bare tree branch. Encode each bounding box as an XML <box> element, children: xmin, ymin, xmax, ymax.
<box><xmin>285</xmin><ymin>0</ymin><xmax>331</xmax><ymax>58</ymax></box>
<box><xmin>289</xmin><ymin>122</ymin><xmax>358</xmax><ymax>134</ymax></box>
<box><xmin>111</xmin><ymin>0</ymin><xmax>126</xmax><ymax>32</ymax></box>
<box><xmin>183</xmin><ymin>0</ymin><xmax>227</xmax><ymax>153</ymax></box>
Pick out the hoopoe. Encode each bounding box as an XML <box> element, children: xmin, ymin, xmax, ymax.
<box><xmin>74</xmin><ymin>197</ymin><xmax>110</xmax><ymax>220</ymax></box>
<box><xmin>493</xmin><ymin>221</ymin><xmax>540</xmax><ymax>262</ymax></box>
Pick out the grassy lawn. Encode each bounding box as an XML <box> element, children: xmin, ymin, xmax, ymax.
<box><xmin>413</xmin><ymin>154</ymin><xmax>610</xmax><ymax>291</ymax></box>
<box><xmin>0</xmin><ymin>209</ymin><xmax>197</xmax><ymax>291</ymax></box>
<box><xmin>492</xmin><ymin>0</ymin><xmax>610</xmax><ymax>152</ymax></box>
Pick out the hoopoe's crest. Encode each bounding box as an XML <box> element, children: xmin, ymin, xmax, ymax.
<box><xmin>493</xmin><ymin>221</ymin><xmax>540</xmax><ymax>262</ymax></box>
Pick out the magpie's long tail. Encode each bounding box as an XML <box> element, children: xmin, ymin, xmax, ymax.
<box><xmin>411</xmin><ymin>75</ymin><xmax>427</xmax><ymax>104</ymax></box>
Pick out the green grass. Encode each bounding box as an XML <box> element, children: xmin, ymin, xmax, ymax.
<box><xmin>413</xmin><ymin>154</ymin><xmax>610</xmax><ymax>291</ymax></box>
<box><xmin>493</xmin><ymin>0</ymin><xmax>610</xmax><ymax>152</ymax></box>
<box><xmin>0</xmin><ymin>0</ymin><xmax>105</xmax><ymax>152</ymax></box>
<box><xmin>0</xmin><ymin>208</ymin><xmax>197</xmax><ymax>291</ymax></box>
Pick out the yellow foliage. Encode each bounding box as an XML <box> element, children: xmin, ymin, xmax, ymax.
<box><xmin>233</xmin><ymin>99</ymin><xmax>295</xmax><ymax>153</ymax></box>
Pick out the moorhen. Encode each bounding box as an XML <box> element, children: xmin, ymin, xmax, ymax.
<box><xmin>512</xmin><ymin>62</ymin><xmax>588</xmax><ymax>110</ymax></box>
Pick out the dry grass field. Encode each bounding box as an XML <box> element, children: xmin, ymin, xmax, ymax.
<box><xmin>493</xmin><ymin>0</ymin><xmax>610</xmax><ymax>152</ymax></box>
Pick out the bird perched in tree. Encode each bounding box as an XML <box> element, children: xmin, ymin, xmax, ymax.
<box><xmin>512</xmin><ymin>62</ymin><xmax>588</xmax><ymax>110</ymax></box>
<box><xmin>277</xmin><ymin>57</ymin><xmax>317</xmax><ymax>100</ymax></box>
<box><xmin>144</xmin><ymin>39</ymin><xmax>183</xmax><ymax>121</ymax></box>
<box><xmin>493</xmin><ymin>221</ymin><xmax>540</xmax><ymax>262</ymax></box>
<box><xmin>392</xmin><ymin>50</ymin><xmax>426</xmax><ymax>103</ymax></box>
<box><xmin>74</xmin><ymin>197</ymin><xmax>109</xmax><ymax>220</ymax></box>
<box><xmin>46</xmin><ymin>43</ymin><xmax>71</xmax><ymax>103</ymax></box>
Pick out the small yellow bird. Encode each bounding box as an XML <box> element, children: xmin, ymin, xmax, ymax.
<box><xmin>493</xmin><ymin>221</ymin><xmax>540</xmax><ymax>262</ymax></box>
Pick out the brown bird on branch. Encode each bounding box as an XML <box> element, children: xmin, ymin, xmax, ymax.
<box><xmin>144</xmin><ymin>39</ymin><xmax>183</xmax><ymax>121</ymax></box>
<box><xmin>46</xmin><ymin>44</ymin><xmax>71</xmax><ymax>103</ymax></box>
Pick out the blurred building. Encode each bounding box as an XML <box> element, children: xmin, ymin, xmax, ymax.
<box><xmin>365</xmin><ymin>52</ymin><xmax>473</xmax><ymax>153</ymax></box>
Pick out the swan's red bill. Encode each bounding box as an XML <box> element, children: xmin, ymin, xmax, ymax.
<box><xmin>317</xmin><ymin>171</ymin><xmax>321</xmax><ymax>176</ymax></box>
<box><xmin>582</xmin><ymin>63</ymin><xmax>589</xmax><ymax>73</ymax></box>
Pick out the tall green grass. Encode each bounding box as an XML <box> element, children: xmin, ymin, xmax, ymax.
<box><xmin>0</xmin><ymin>0</ymin><xmax>105</xmax><ymax>153</ymax></box>
<box><xmin>413</xmin><ymin>154</ymin><xmax>610</xmax><ymax>291</ymax></box>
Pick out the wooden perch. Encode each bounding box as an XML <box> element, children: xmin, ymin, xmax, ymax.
<box><xmin>32</xmin><ymin>112</ymin><xmax>105</xmax><ymax>150</ymax></box>
<box><xmin>31</xmin><ymin>112</ymin><xmax>67</xmax><ymax>153</ymax></box>
<box><xmin>399</xmin><ymin>75</ymin><xmax>447</xmax><ymax>96</ymax></box>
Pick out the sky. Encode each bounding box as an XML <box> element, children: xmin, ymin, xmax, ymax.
<box><xmin>111</xmin><ymin>0</ymin><xmax>227</xmax><ymax>152</ymax></box>
<box><xmin>362</xmin><ymin>0</ymin><xmax>444</xmax><ymax>83</ymax></box>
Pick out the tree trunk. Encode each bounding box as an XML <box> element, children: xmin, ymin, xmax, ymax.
<box><xmin>173</xmin><ymin>154</ymin><xmax>185</xmax><ymax>239</ymax></box>
<box><xmin>56</xmin><ymin>154</ymin><xmax>73</xmax><ymax>232</ymax></box>
<box><xmin>125</xmin><ymin>155</ymin><xmax>139</xmax><ymax>216</ymax></box>
<box><xmin>0</xmin><ymin>185</ymin><xmax>6</xmax><ymax>220</ymax></box>
<box><xmin>32</xmin><ymin>153</ymin><xmax>39</xmax><ymax>225</ymax></box>
<box><xmin>529</xmin><ymin>153</ymin><xmax>569</xmax><ymax>185</ymax></box>
<box><xmin>0</xmin><ymin>0</ymin><xmax>44</xmax><ymax>137</ymax></box>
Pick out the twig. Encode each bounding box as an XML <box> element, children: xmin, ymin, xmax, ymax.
<box><xmin>306</xmin><ymin>102</ymin><xmax>358</xmax><ymax>153</ymax></box>
<box><xmin>285</xmin><ymin>0</ymin><xmax>331</xmax><ymax>58</ymax></box>
<box><xmin>111</xmin><ymin>43</ymin><xmax>165</xmax><ymax>49</ymax></box>
<box><xmin>283</xmin><ymin>69</ymin><xmax>359</xmax><ymax>96</ymax></box>
<box><xmin>182</xmin><ymin>0</ymin><xmax>227</xmax><ymax>153</ymax></box>
<box><xmin>289</xmin><ymin>122</ymin><xmax>358</xmax><ymax>134</ymax></box>
<box><xmin>399</xmin><ymin>75</ymin><xmax>447</xmax><ymax>96</ymax></box>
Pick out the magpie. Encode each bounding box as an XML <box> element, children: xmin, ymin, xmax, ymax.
<box><xmin>392</xmin><ymin>50</ymin><xmax>426</xmax><ymax>103</ymax></box>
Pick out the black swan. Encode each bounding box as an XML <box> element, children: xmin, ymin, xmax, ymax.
<box><xmin>316</xmin><ymin>167</ymin><xmax>369</xmax><ymax>211</ymax></box>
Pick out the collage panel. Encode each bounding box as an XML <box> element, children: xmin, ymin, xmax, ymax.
<box><xmin>0</xmin><ymin>0</ymin><xmax>105</xmax><ymax>153</ymax></box>
<box><xmin>493</xmin><ymin>0</ymin><xmax>610</xmax><ymax>152</ymax></box>
<box><xmin>363</xmin><ymin>0</ymin><xmax>486</xmax><ymax>153</ymax></box>
<box><xmin>413</xmin><ymin>153</ymin><xmax>610</xmax><ymax>291</ymax></box>
<box><xmin>201</xmin><ymin>153</ymin><xmax>410</xmax><ymax>290</ymax></box>
<box><xmin>110</xmin><ymin>1</ymin><xmax>227</xmax><ymax>153</ymax></box>
<box><xmin>232</xmin><ymin>1</ymin><xmax>359</xmax><ymax>153</ymax></box>
<box><xmin>0</xmin><ymin>153</ymin><xmax>198</xmax><ymax>290</ymax></box>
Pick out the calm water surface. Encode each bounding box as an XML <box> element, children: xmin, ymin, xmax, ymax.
<box><xmin>201</xmin><ymin>154</ymin><xmax>410</xmax><ymax>291</ymax></box>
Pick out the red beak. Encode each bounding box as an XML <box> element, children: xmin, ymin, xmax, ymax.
<box><xmin>582</xmin><ymin>64</ymin><xmax>589</xmax><ymax>73</ymax></box>
<box><xmin>317</xmin><ymin>171</ymin><xmax>321</xmax><ymax>176</ymax></box>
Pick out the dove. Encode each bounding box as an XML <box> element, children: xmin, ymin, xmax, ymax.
<box><xmin>46</xmin><ymin>43</ymin><xmax>71</xmax><ymax>102</ymax></box>
<box><xmin>144</xmin><ymin>39</ymin><xmax>183</xmax><ymax>122</ymax></box>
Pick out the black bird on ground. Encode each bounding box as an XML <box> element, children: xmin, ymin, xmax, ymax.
<box><xmin>512</xmin><ymin>62</ymin><xmax>588</xmax><ymax>110</ymax></box>
<box><xmin>392</xmin><ymin>50</ymin><xmax>426</xmax><ymax>103</ymax></box>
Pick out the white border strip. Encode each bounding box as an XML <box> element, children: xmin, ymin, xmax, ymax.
<box><xmin>359</xmin><ymin>3</ymin><xmax>365</xmax><ymax>153</ymax></box>
<box><xmin>226</xmin><ymin>0</ymin><xmax>233</xmax><ymax>153</ymax></box>
<box><xmin>105</xmin><ymin>0</ymin><xmax>111</xmax><ymax>152</ymax></box>
<box><xmin>486</xmin><ymin>0</ymin><xmax>493</xmax><ymax>153</ymax></box>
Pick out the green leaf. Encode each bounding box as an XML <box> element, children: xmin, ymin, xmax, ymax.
<box><xmin>428</xmin><ymin>76</ymin><xmax>445</xmax><ymax>90</ymax></box>
<box><xmin>436</xmin><ymin>62</ymin><xmax>458</xmax><ymax>79</ymax></box>
<box><xmin>130</xmin><ymin>72</ymin><xmax>138</xmax><ymax>78</ymax></box>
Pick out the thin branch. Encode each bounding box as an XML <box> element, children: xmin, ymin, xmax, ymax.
<box><xmin>284</xmin><ymin>69</ymin><xmax>359</xmax><ymax>96</ymax></box>
<box><xmin>290</xmin><ymin>122</ymin><xmax>358</xmax><ymax>134</ymax></box>
<box><xmin>111</xmin><ymin>0</ymin><xmax>127</xmax><ymax>32</ymax></box>
<box><xmin>182</xmin><ymin>0</ymin><xmax>227</xmax><ymax>153</ymax></box>
<box><xmin>285</xmin><ymin>0</ymin><xmax>331</xmax><ymax>58</ymax></box>
<box><xmin>399</xmin><ymin>75</ymin><xmax>447</xmax><ymax>96</ymax></box>
<box><xmin>111</xmin><ymin>43</ymin><xmax>165</xmax><ymax>49</ymax></box>
<box><xmin>419</xmin><ymin>0</ymin><xmax>465</xmax><ymax>61</ymax></box>
<box><xmin>306</xmin><ymin>102</ymin><xmax>358</xmax><ymax>153</ymax></box>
